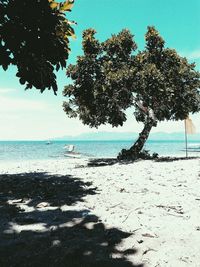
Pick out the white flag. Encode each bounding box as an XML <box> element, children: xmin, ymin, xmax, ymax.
<box><xmin>185</xmin><ymin>117</ymin><xmax>196</xmax><ymax>134</ymax></box>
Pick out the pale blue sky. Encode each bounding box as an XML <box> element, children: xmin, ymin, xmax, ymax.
<box><xmin>0</xmin><ymin>0</ymin><xmax>200</xmax><ymax>140</ymax></box>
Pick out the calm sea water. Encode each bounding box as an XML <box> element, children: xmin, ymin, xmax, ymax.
<box><xmin>0</xmin><ymin>140</ymin><xmax>199</xmax><ymax>161</ymax></box>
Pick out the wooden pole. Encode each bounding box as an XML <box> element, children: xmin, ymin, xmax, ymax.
<box><xmin>184</xmin><ymin>119</ymin><xmax>188</xmax><ymax>158</ymax></box>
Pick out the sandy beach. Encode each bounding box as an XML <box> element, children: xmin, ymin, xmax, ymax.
<box><xmin>0</xmin><ymin>157</ymin><xmax>200</xmax><ymax>267</ymax></box>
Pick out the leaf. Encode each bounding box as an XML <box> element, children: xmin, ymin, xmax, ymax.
<box><xmin>59</xmin><ymin>0</ymin><xmax>74</xmax><ymax>12</ymax></box>
<box><xmin>49</xmin><ymin>1</ymin><xmax>59</xmax><ymax>9</ymax></box>
<box><xmin>19</xmin><ymin>78</ymin><xmax>25</xmax><ymax>85</ymax></box>
<box><xmin>56</xmin><ymin>64</ymin><xmax>60</xmax><ymax>71</ymax></box>
<box><xmin>2</xmin><ymin>64</ymin><xmax>8</xmax><ymax>71</ymax></box>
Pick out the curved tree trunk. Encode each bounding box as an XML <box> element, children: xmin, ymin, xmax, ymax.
<box><xmin>118</xmin><ymin>118</ymin><xmax>156</xmax><ymax>160</ymax></box>
<box><xmin>129</xmin><ymin>119</ymin><xmax>154</xmax><ymax>153</ymax></box>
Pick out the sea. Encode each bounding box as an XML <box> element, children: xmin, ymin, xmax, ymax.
<box><xmin>0</xmin><ymin>140</ymin><xmax>199</xmax><ymax>161</ymax></box>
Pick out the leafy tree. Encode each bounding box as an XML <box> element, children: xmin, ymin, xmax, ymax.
<box><xmin>0</xmin><ymin>0</ymin><xmax>75</xmax><ymax>94</ymax></box>
<box><xmin>63</xmin><ymin>27</ymin><xmax>200</xmax><ymax>160</ymax></box>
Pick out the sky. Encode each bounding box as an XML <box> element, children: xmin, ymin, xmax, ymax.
<box><xmin>0</xmin><ymin>0</ymin><xmax>200</xmax><ymax>140</ymax></box>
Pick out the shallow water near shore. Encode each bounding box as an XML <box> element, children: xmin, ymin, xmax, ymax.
<box><xmin>0</xmin><ymin>140</ymin><xmax>200</xmax><ymax>161</ymax></box>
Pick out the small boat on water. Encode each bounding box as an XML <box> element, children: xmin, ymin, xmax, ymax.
<box><xmin>64</xmin><ymin>144</ymin><xmax>74</xmax><ymax>151</ymax></box>
<box><xmin>46</xmin><ymin>141</ymin><xmax>52</xmax><ymax>145</ymax></box>
<box><xmin>187</xmin><ymin>144</ymin><xmax>200</xmax><ymax>149</ymax></box>
<box><xmin>64</xmin><ymin>144</ymin><xmax>81</xmax><ymax>158</ymax></box>
<box><xmin>181</xmin><ymin>143</ymin><xmax>200</xmax><ymax>153</ymax></box>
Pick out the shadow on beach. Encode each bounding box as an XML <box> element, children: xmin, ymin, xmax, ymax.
<box><xmin>0</xmin><ymin>172</ymin><xmax>142</xmax><ymax>267</ymax></box>
<box><xmin>87</xmin><ymin>156</ymin><xmax>200</xmax><ymax>167</ymax></box>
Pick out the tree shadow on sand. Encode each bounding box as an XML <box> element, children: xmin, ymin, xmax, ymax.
<box><xmin>0</xmin><ymin>172</ymin><xmax>143</xmax><ymax>267</ymax></box>
<box><xmin>87</xmin><ymin>156</ymin><xmax>200</xmax><ymax>167</ymax></box>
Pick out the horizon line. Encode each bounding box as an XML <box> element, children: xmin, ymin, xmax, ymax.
<box><xmin>0</xmin><ymin>138</ymin><xmax>200</xmax><ymax>142</ymax></box>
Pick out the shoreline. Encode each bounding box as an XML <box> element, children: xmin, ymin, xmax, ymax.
<box><xmin>0</xmin><ymin>154</ymin><xmax>199</xmax><ymax>172</ymax></box>
<box><xmin>0</xmin><ymin>157</ymin><xmax>200</xmax><ymax>266</ymax></box>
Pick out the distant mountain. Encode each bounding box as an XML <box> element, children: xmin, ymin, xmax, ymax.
<box><xmin>53</xmin><ymin>131</ymin><xmax>200</xmax><ymax>141</ymax></box>
<box><xmin>54</xmin><ymin>132</ymin><xmax>137</xmax><ymax>141</ymax></box>
<box><xmin>149</xmin><ymin>132</ymin><xmax>200</xmax><ymax>141</ymax></box>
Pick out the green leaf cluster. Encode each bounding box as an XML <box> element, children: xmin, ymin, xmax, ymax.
<box><xmin>63</xmin><ymin>26</ymin><xmax>200</xmax><ymax>126</ymax></box>
<box><xmin>63</xmin><ymin>28</ymin><xmax>137</xmax><ymax>127</ymax></box>
<box><xmin>0</xmin><ymin>0</ymin><xmax>75</xmax><ymax>94</ymax></box>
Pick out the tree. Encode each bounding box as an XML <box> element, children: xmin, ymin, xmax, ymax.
<box><xmin>0</xmin><ymin>0</ymin><xmax>76</xmax><ymax>94</ymax></box>
<box><xmin>63</xmin><ymin>27</ymin><xmax>200</xmax><ymax>160</ymax></box>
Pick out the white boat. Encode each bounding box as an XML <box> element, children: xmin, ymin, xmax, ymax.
<box><xmin>64</xmin><ymin>144</ymin><xmax>74</xmax><ymax>151</ymax></box>
<box><xmin>64</xmin><ymin>144</ymin><xmax>81</xmax><ymax>158</ymax></box>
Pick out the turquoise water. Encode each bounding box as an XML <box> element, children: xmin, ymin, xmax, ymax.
<box><xmin>0</xmin><ymin>140</ymin><xmax>199</xmax><ymax>161</ymax></box>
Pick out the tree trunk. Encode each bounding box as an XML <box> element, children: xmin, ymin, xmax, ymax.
<box><xmin>130</xmin><ymin>119</ymin><xmax>154</xmax><ymax>153</ymax></box>
<box><xmin>118</xmin><ymin>118</ymin><xmax>156</xmax><ymax>161</ymax></box>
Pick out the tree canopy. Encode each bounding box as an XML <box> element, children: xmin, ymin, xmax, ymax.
<box><xmin>63</xmin><ymin>26</ymin><xmax>200</xmax><ymax>160</ymax></box>
<box><xmin>63</xmin><ymin>28</ymin><xmax>137</xmax><ymax>126</ymax></box>
<box><xmin>0</xmin><ymin>0</ymin><xmax>75</xmax><ymax>94</ymax></box>
<box><xmin>134</xmin><ymin>27</ymin><xmax>200</xmax><ymax>123</ymax></box>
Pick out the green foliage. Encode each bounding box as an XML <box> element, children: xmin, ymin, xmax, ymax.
<box><xmin>63</xmin><ymin>28</ymin><xmax>137</xmax><ymax>127</ymax></box>
<box><xmin>64</xmin><ymin>26</ymin><xmax>200</xmax><ymax>125</ymax></box>
<box><xmin>0</xmin><ymin>0</ymin><xmax>75</xmax><ymax>94</ymax></box>
<box><xmin>133</xmin><ymin>27</ymin><xmax>200</xmax><ymax>122</ymax></box>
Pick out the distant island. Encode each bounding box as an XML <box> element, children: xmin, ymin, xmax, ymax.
<box><xmin>52</xmin><ymin>131</ymin><xmax>200</xmax><ymax>141</ymax></box>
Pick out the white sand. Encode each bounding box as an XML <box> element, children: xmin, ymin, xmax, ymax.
<box><xmin>0</xmin><ymin>157</ymin><xmax>200</xmax><ymax>266</ymax></box>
